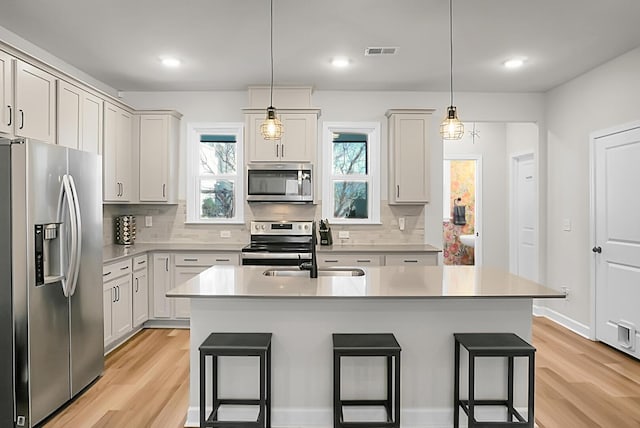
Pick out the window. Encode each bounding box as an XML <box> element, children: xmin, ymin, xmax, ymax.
<box><xmin>187</xmin><ymin>123</ymin><xmax>244</xmax><ymax>223</ymax></box>
<box><xmin>322</xmin><ymin>122</ymin><xmax>380</xmax><ymax>224</ymax></box>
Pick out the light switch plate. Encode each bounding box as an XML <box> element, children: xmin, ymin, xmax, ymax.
<box><xmin>399</xmin><ymin>217</ymin><xmax>406</xmax><ymax>231</ymax></box>
<box><xmin>562</xmin><ymin>218</ymin><xmax>571</xmax><ymax>231</ymax></box>
<box><xmin>145</xmin><ymin>216</ymin><xmax>152</xmax><ymax>227</ymax></box>
<box><xmin>338</xmin><ymin>231</ymin><xmax>350</xmax><ymax>239</ymax></box>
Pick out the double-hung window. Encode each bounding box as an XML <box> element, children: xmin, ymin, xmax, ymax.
<box><xmin>322</xmin><ymin>122</ymin><xmax>380</xmax><ymax>224</ymax></box>
<box><xmin>186</xmin><ymin>123</ymin><xmax>244</xmax><ymax>223</ymax></box>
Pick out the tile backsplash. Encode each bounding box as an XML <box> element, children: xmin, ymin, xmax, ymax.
<box><xmin>103</xmin><ymin>200</ymin><xmax>425</xmax><ymax>246</ymax></box>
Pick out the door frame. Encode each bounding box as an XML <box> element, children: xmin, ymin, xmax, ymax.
<box><xmin>589</xmin><ymin>120</ymin><xmax>640</xmax><ymax>340</ymax></box>
<box><xmin>443</xmin><ymin>154</ymin><xmax>483</xmax><ymax>266</ymax></box>
<box><xmin>509</xmin><ymin>152</ymin><xmax>538</xmax><ymax>281</ymax></box>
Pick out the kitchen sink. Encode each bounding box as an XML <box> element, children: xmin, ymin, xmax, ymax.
<box><xmin>263</xmin><ymin>268</ymin><xmax>365</xmax><ymax>277</ymax></box>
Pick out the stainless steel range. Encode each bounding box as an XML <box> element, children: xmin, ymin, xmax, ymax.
<box><xmin>242</xmin><ymin>221</ymin><xmax>314</xmax><ymax>266</ymax></box>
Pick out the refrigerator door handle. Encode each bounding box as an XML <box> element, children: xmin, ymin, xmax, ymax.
<box><xmin>57</xmin><ymin>174</ymin><xmax>78</xmax><ymax>297</ymax></box>
<box><xmin>67</xmin><ymin>175</ymin><xmax>82</xmax><ymax>296</ymax></box>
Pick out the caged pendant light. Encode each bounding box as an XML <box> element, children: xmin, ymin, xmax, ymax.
<box><xmin>440</xmin><ymin>0</ymin><xmax>464</xmax><ymax>140</ymax></box>
<box><xmin>260</xmin><ymin>0</ymin><xmax>284</xmax><ymax>140</ymax></box>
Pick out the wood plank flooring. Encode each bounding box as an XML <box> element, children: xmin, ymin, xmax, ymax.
<box><xmin>43</xmin><ymin>317</ymin><xmax>640</xmax><ymax>428</ymax></box>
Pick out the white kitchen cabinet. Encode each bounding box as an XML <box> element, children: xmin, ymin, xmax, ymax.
<box><xmin>132</xmin><ymin>255</ymin><xmax>149</xmax><ymax>327</ymax></box>
<box><xmin>0</xmin><ymin>51</ymin><xmax>14</xmax><ymax>136</ymax></box>
<box><xmin>173</xmin><ymin>266</ymin><xmax>208</xmax><ymax>319</ymax></box>
<box><xmin>137</xmin><ymin>111</ymin><xmax>181</xmax><ymax>203</ymax></box>
<box><xmin>386</xmin><ymin>109</ymin><xmax>434</xmax><ymax>204</ymax></box>
<box><xmin>384</xmin><ymin>253</ymin><xmax>437</xmax><ymax>266</ymax></box>
<box><xmin>81</xmin><ymin>90</ymin><xmax>104</xmax><ymax>154</ymax></box>
<box><xmin>103</xmin><ymin>258</ymin><xmax>133</xmax><ymax>347</ymax></box>
<box><xmin>103</xmin><ymin>102</ymin><xmax>133</xmax><ymax>201</ymax></box>
<box><xmin>317</xmin><ymin>254</ymin><xmax>383</xmax><ymax>267</ymax></box>
<box><xmin>56</xmin><ymin>80</ymin><xmax>81</xmax><ymax>149</ymax></box>
<box><xmin>14</xmin><ymin>59</ymin><xmax>56</xmax><ymax>143</ymax></box>
<box><xmin>152</xmin><ymin>253</ymin><xmax>173</xmax><ymax>319</ymax></box>
<box><xmin>245</xmin><ymin>109</ymin><xmax>319</xmax><ymax>162</ymax></box>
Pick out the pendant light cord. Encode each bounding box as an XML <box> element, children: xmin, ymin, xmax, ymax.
<box><xmin>269</xmin><ymin>0</ymin><xmax>274</xmax><ymax>107</ymax></box>
<box><xmin>449</xmin><ymin>0</ymin><xmax>454</xmax><ymax>107</ymax></box>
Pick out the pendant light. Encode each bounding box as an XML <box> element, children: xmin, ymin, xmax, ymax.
<box><xmin>440</xmin><ymin>0</ymin><xmax>464</xmax><ymax>140</ymax></box>
<box><xmin>260</xmin><ymin>0</ymin><xmax>284</xmax><ymax>140</ymax></box>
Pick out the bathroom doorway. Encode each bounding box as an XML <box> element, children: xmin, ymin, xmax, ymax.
<box><xmin>443</xmin><ymin>155</ymin><xmax>482</xmax><ymax>265</ymax></box>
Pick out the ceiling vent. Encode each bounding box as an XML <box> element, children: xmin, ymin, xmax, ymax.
<box><xmin>364</xmin><ymin>47</ymin><xmax>398</xmax><ymax>56</ymax></box>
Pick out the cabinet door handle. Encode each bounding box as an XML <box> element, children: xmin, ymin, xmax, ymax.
<box><xmin>397</xmin><ymin>185</ymin><xmax>400</xmax><ymax>198</ymax></box>
<box><xmin>135</xmin><ymin>278</ymin><xmax>139</xmax><ymax>293</ymax></box>
<box><xmin>19</xmin><ymin>109</ymin><xmax>24</xmax><ymax>129</ymax></box>
<box><xmin>281</xmin><ymin>144</ymin><xmax>284</xmax><ymax>158</ymax></box>
<box><xmin>165</xmin><ymin>258</ymin><xmax>169</xmax><ymax>272</ymax></box>
<box><xmin>162</xmin><ymin>183</ymin><xmax>166</xmax><ymax>198</ymax></box>
<box><xmin>215</xmin><ymin>258</ymin><xmax>230</xmax><ymax>262</ymax></box>
<box><xmin>276</xmin><ymin>144</ymin><xmax>279</xmax><ymax>158</ymax></box>
<box><xmin>7</xmin><ymin>105</ymin><xmax>11</xmax><ymax>126</ymax></box>
<box><xmin>116</xmin><ymin>285</ymin><xmax>120</xmax><ymax>302</ymax></box>
<box><xmin>112</xmin><ymin>287</ymin><xmax>116</xmax><ymax>303</ymax></box>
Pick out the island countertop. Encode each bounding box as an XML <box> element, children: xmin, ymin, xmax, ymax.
<box><xmin>167</xmin><ymin>265</ymin><xmax>564</xmax><ymax>299</ymax></box>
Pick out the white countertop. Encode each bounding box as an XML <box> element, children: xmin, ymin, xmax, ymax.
<box><xmin>316</xmin><ymin>244</ymin><xmax>441</xmax><ymax>253</ymax></box>
<box><xmin>167</xmin><ymin>265</ymin><xmax>564</xmax><ymax>299</ymax></box>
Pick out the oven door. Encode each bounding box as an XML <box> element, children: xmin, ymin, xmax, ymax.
<box><xmin>241</xmin><ymin>252</ymin><xmax>312</xmax><ymax>266</ymax></box>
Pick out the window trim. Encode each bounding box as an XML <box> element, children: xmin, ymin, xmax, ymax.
<box><xmin>186</xmin><ymin>122</ymin><xmax>244</xmax><ymax>224</ymax></box>
<box><xmin>322</xmin><ymin>122</ymin><xmax>381</xmax><ymax>224</ymax></box>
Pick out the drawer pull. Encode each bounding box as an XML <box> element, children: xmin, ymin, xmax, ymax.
<box><xmin>356</xmin><ymin>259</ymin><xmax>371</xmax><ymax>263</ymax></box>
<box><xmin>183</xmin><ymin>258</ymin><xmax>199</xmax><ymax>262</ymax></box>
<box><xmin>137</xmin><ymin>260</ymin><xmax>146</xmax><ymax>265</ymax></box>
<box><xmin>215</xmin><ymin>258</ymin><xmax>230</xmax><ymax>262</ymax></box>
<box><xmin>325</xmin><ymin>259</ymin><xmax>338</xmax><ymax>263</ymax></box>
<box><xmin>120</xmin><ymin>266</ymin><xmax>129</xmax><ymax>271</ymax></box>
<box><xmin>103</xmin><ymin>271</ymin><xmax>111</xmax><ymax>277</ymax></box>
<box><xmin>404</xmin><ymin>260</ymin><xmax>419</xmax><ymax>263</ymax></box>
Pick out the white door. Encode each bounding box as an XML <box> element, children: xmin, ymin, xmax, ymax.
<box><xmin>511</xmin><ymin>153</ymin><xmax>537</xmax><ymax>281</ymax></box>
<box><xmin>14</xmin><ymin>60</ymin><xmax>56</xmax><ymax>143</ymax></box>
<box><xmin>593</xmin><ymin>124</ymin><xmax>640</xmax><ymax>359</ymax></box>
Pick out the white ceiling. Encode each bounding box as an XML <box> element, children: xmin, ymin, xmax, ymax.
<box><xmin>1</xmin><ymin>0</ymin><xmax>640</xmax><ymax>93</ymax></box>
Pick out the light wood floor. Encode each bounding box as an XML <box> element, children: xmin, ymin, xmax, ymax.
<box><xmin>44</xmin><ymin>317</ymin><xmax>640</xmax><ymax>428</ymax></box>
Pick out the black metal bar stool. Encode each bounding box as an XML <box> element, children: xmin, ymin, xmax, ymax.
<box><xmin>332</xmin><ymin>333</ymin><xmax>401</xmax><ymax>428</ymax></box>
<box><xmin>199</xmin><ymin>332</ymin><xmax>272</xmax><ymax>428</ymax></box>
<box><xmin>453</xmin><ymin>333</ymin><xmax>536</xmax><ymax>428</ymax></box>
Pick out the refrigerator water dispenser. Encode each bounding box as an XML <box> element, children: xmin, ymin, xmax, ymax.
<box><xmin>34</xmin><ymin>223</ymin><xmax>63</xmax><ymax>285</ymax></box>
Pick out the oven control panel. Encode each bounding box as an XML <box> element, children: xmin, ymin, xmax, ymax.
<box><xmin>250</xmin><ymin>221</ymin><xmax>313</xmax><ymax>236</ymax></box>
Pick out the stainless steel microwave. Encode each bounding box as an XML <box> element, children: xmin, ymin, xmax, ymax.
<box><xmin>247</xmin><ymin>163</ymin><xmax>313</xmax><ymax>203</ymax></box>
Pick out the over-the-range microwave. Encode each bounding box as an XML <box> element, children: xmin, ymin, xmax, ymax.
<box><xmin>247</xmin><ymin>162</ymin><xmax>313</xmax><ymax>203</ymax></box>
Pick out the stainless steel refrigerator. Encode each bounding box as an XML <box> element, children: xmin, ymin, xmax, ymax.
<box><xmin>0</xmin><ymin>138</ymin><xmax>104</xmax><ymax>427</ymax></box>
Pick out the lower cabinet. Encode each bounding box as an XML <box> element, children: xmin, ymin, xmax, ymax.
<box><xmin>384</xmin><ymin>253</ymin><xmax>437</xmax><ymax>266</ymax></box>
<box><xmin>152</xmin><ymin>253</ymin><xmax>173</xmax><ymax>319</ymax></box>
<box><xmin>103</xmin><ymin>258</ymin><xmax>133</xmax><ymax>347</ymax></box>
<box><xmin>173</xmin><ymin>266</ymin><xmax>208</xmax><ymax>319</ymax></box>
<box><xmin>132</xmin><ymin>255</ymin><xmax>149</xmax><ymax>327</ymax></box>
<box><xmin>317</xmin><ymin>254</ymin><xmax>383</xmax><ymax>267</ymax></box>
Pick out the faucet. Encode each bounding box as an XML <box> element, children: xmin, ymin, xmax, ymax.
<box><xmin>299</xmin><ymin>221</ymin><xmax>318</xmax><ymax>278</ymax></box>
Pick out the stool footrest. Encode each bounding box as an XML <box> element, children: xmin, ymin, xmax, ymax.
<box><xmin>215</xmin><ymin>399</ymin><xmax>263</xmax><ymax>405</ymax></box>
<box><xmin>459</xmin><ymin>399</ymin><xmax>527</xmax><ymax>424</ymax></box>
<box><xmin>341</xmin><ymin>399</ymin><xmax>390</xmax><ymax>406</ymax></box>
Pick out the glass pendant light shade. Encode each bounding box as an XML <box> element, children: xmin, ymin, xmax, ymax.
<box><xmin>440</xmin><ymin>106</ymin><xmax>464</xmax><ymax>140</ymax></box>
<box><xmin>261</xmin><ymin>106</ymin><xmax>284</xmax><ymax>140</ymax></box>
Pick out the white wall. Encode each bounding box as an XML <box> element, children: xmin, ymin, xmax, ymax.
<box><xmin>544</xmin><ymin>46</ymin><xmax>640</xmax><ymax>329</ymax></box>
<box><xmin>122</xmin><ymin>90</ymin><xmax>545</xmax><ymax>249</ymax></box>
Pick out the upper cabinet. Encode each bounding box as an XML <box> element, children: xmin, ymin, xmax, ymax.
<box><xmin>0</xmin><ymin>51</ymin><xmax>13</xmax><ymax>136</ymax></box>
<box><xmin>245</xmin><ymin>109</ymin><xmax>320</xmax><ymax>163</ymax></box>
<box><xmin>103</xmin><ymin>102</ymin><xmax>133</xmax><ymax>202</ymax></box>
<box><xmin>386</xmin><ymin>109</ymin><xmax>434</xmax><ymax>204</ymax></box>
<box><xmin>57</xmin><ymin>80</ymin><xmax>103</xmax><ymax>153</ymax></box>
<box><xmin>137</xmin><ymin>111</ymin><xmax>181</xmax><ymax>203</ymax></box>
<box><xmin>14</xmin><ymin>60</ymin><xmax>56</xmax><ymax>143</ymax></box>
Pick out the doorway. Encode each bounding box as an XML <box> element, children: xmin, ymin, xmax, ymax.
<box><xmin>510</xmin><ymin>153</ymin><xmax>538</xmax><ymax>281</ymax></box>
<box><xmin>443</xmin><ymin>156</ymin><xmax>482</xmax><ymax>265</ymax></box>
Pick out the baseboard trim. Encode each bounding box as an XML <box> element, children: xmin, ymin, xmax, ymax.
<box><xmin>533</xmin><ymin>304</ymin><xmax>592</xmax><ymax>339</ymax></box>
<box><xmin>185</xmin><ymin>406</ymin><xmax>528</xmax><ymax>428</ymax></box>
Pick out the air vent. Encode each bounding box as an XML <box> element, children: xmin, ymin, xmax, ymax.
<box><xmin>364</xmin><ymin>47</ymin><xmax>398</xmax><ymax>56</ymax></box>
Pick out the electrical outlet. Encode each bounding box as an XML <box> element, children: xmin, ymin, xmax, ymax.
<box><xmin>561</xmin><ymin>287</ymin><xmax>570</xmax><ymax>300</ymax></box>
<box><xmin>399</xmin><ymin>217</ymin><xmax>406</xmax><ymax>231</ymax></box>
<box><xmin>338</xmin><ymin>231</ymin><xmax>350</xmax><ymax>239</ymax></box>
<box><xmin>220</xmin><ymin>230</ymin><xmax>231</xmax><ymax>238</ymax></box>
<box><xmin>145</xmin><ymin>216</ymin><xmax>152</xmax><ymax>227</ymax></box>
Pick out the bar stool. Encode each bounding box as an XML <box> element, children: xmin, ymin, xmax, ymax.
<box><xmin>333</xmin><ymin>333</ymin><xmax>401</xmax><ymax>428</ymax></box>
<box><xmin>199</xmin><ymin>332</ymin><xmax>272</xmax><ymax>428</ymax></box>
<box><xmin>453</xmin><ymin>333</ymin><xmax>536</xmax><ymax>428</ymax></box>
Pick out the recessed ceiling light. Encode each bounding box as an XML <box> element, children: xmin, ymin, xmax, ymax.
<box><xmin>161</xmin><ymin>57</ymin><xmax>181</xmax><ymax>68</ymax></box>
<box><xmin>503</xmin><ymin>58</ymin><xmax>526</xmax><ymax>69</ymax></box>
<box><xmin>331</xmin><ymin>57</ymin><xmax>350</xmax><ymax>68</ymax></box>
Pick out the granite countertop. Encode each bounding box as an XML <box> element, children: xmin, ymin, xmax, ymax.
<box><xmin>316</xmin><ymin>244</ymin><xmax>441</xmax><ymax>253</ymax></box>
<box><xmin>103</xmin><ymin>243</ymin><xmax>441</xmax><ymax>263</ymax></box>
<box><xmin>103</xmin><ymin>243</ymin><xmax>246</xmax><ymax>263</ymax></box>
<box><xmin>167</xmin><ymin>265</ymin><xmax>565</xmax><ymax>300</ymax></box>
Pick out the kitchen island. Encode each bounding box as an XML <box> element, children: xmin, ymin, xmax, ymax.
<box><xmin>168</xmin><ymin>265</ymin><xmax>563</xmax><ymax>428</ymax></box>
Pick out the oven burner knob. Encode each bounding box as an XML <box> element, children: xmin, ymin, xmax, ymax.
<box><xmin>304</xmin><ymin>224</ymin><xmax>309</xmax><ymax>230</ymax></box>
<box><xmin>260</xmin><ymin>224</ymin><xmax>266</xmax><ymax>230</ymax></box>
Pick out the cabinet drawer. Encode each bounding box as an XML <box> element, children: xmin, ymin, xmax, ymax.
<box><xmin>385</xmin><ymin>254</ymin><xmax>437</xmax><ymax>266</ymax></box>
<box><xmin>133</xmin><ymin>255</ymin><xmax>148</xmax><ymax>271</ymax></box>
<box><xmin>103</xmin><ymin>258</ymin><xmax>132</xmax><ymax>282</ymax></box>
<box><xmin>318</xmin><ymin>255</ymin><xmax>382</xmax><ymax>267</ymax></box>
<box><xmin>174</xmin><ymin>252</ymin><xmax>238</xmax><ymax>266</ymax></box>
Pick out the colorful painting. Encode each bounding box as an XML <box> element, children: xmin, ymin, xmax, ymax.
<box><xmin>444</xmin><ymin>160</ymin><xmax>475</xmax><ymax>265</ymax></box>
